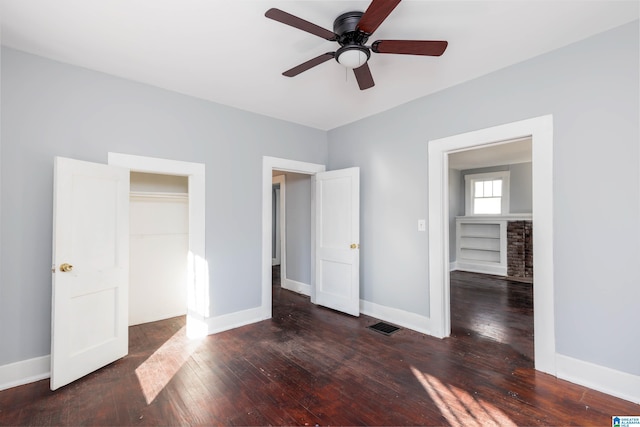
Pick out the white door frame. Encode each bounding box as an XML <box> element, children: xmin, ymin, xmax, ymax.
<box><xmin>108</xmin><ymin>153</ymin><xmax>207</xmax><ymax>338</ymax></box>
<box><xmin>262</xmin><ymin>157</ymin><xmax>325</xmax><ymax>319</ymax></box>
<box><xmin>428</xmin><ymin>115</ymin><xmax>556</xmax><ymax>375</ymax></box>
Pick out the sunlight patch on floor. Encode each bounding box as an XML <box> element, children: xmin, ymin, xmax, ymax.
<box><xmin>411</xmin><ymin>366</ymin><xmax>516</xmax><ymax>427</ymax></box>
<box><xmin>135</xmin><ymin>326</ymin><xmax>203</xmax><ymax>404</ymax></box>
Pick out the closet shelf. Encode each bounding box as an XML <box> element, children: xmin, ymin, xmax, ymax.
<box><xmin>460</xmin><ymin>247</ymin><xmax>500</xmax><ymax>252</ymax></box>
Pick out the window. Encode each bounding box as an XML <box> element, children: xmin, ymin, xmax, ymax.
<box><xmin>465</xmin><ymin>171</ymin><xmax>510</xmax><ymax>215</ymax></box>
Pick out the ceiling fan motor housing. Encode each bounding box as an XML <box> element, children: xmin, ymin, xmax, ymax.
<box><xmin>333</xmin><ymin>11</ymin><xmax>370</xmax><ymax>68</ymax></box>
<box><xmin>333</xmin><ymin>11</ymin><xmax>370</xmax><ymax>44</ymax></box>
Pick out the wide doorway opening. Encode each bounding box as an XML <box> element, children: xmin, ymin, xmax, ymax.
<box><xmin>427</xmin><ymin>115</ymin><xmax>556</xmax><ymax>375</ymax></box>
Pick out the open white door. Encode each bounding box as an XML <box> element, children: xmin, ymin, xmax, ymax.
<box><xmin>314</xmin><ymin>167</ymin><xmax>360</xmax><ymax>316</ymax></box>
<box><xmin>51</xmin><ymin>157</ymin><xmax>129</xmax><ymax>390</ymax></box>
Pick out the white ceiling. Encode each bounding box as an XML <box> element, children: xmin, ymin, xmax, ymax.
<box><xmin>1</xmin><ymin>1</ymin><xmax>637</xmax><ymax>130</ymax></box>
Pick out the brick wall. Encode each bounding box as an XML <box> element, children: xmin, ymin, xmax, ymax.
<box><xmin>507</xmin><ymin>220</ymin><xmax>533</xmax><ymax>278</ymax></box>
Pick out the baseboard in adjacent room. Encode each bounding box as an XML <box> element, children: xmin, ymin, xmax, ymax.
<box><xmin>455</xmin><ymin>261</ymin><xmax>507</xmax><ymax>276</ymax></box>
<box><xmin>281</xmin><ymin>278</ymin><xmax>311</xmax><ymax>296</ymax></box>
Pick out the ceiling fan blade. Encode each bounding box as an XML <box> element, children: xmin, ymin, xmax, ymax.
<box><xmin>265</xmin><ymin>8</ymin><xmax>337</xmax><ymax>41</ymax></box>
<box><xmin>283</xmin><ymin>52</ymin><xmax>335</xmax><ymax>77</ymax></box>
<box><xmin>353</xmin><ymin>63</ymin><xmax>375</xmax><ymax>90</ymax></box>
<box><xmin>372</xmin><ymin>40</ymin><xmax>448</xmax><ymax>56</ymax></box>
<box><xmin>356</xmin><ymin>0</ymin><xmax>401</xmax><ymax>35</ymax></box>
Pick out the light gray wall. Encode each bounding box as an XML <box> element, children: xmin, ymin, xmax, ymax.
<box><xmin>508</xmin><ymin>162</ymin><xmax>533</xmax><ymax>214</ymax></box>
<box><xmin>0</xmin><ymin>47</ymin><xmax>328</xmax><ymax>366</ymax></box>
<box><xmin>281</xmin><ymin>172</ymin><xmax>312</xmax><ymax>285</ymax></box>
<box><xmin>327</xmin><ymin>21</ymin><xmax>639</xmax><ymax>376</ymax></box>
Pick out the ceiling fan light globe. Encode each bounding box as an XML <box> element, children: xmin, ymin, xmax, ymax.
<box><xmin>336</xmin><ymin>46</ymin><xmax>369</xmax><ymax>69</ymax></box>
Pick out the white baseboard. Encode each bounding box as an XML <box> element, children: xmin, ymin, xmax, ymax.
<box><xmin>456</xmin><ymin>261</ymin><xmax>507</xmax><ymax>276</ymax></box>
<box><xmin>206</xmin><ymin>306</ymin><xmax>265</xmax><ymax>335</ymax></box>
<box><xmin>359</xmin><ymin>299</ymin><xmax>434</xmax><ymax>336</ymax></box>
<box><xmin>450</xmin><ymin>261</ymin><xmax>458</xmax><ymax>272</ymax></box>
<box><xmin>0</xmin><ymin>355</ymin><xmax>50</xmax><ymax>391</ymax></box>
<box><xmin>282</xmin><ymin>278</ymin><xmax>311</xmax><ymax>296</ymax></box>
<box><xmin>556</xmin><ymin>354</ymin><xmax>640</xmax><ymax>404</ymax></box>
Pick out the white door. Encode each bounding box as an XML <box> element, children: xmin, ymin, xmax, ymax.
<box><xmin>314</xmin><ymin>167</ymin><xmax>360</xmax><ymax>316</ymax></box>
<box><xmin>51</xmin><ymin>157</ymin><xmax>129</xmax><ymax>390</ymax></box>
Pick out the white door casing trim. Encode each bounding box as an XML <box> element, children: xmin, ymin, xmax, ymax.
<box><xmin>107</xmin><ymin>153</ymin><xmax>207</xmax><ymax>338</ymax></box>
<box><xmin>427</xmin><ymin>115</ymin><xmax>556</xmax><ymax>375</ymax></box>
<box><xmin>262</xmin><ymin>157</ymin><xmax>325</xmax><ymax>319</ymax></box>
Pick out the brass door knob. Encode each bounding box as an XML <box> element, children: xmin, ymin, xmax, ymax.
<box><xmin>350</xmin><ymin>243</ymin><xmax>359</xmax><ymax>249</ymax></box>
<box><xmin>59</xmin><ymin>263</ymin><xmax>73</xmax><ymax>272</ymax></box>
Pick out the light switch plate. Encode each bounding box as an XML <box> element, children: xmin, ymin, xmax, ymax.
<box><xmin>418</xmin><ymin>219</ymin><xmax>426</xmax><ymax>231</ymax></box>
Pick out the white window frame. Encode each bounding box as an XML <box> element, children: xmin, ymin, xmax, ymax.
<box><xmin>465</xmin><ymin>171</ymin><xmax>510</xmax><ymax>216</ymax></box>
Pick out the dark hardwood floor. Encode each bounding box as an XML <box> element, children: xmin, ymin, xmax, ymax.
<box><xmin>1</xmin><ymin>269</ymin><xmax>638</xmax><ymax>426</ymax></box>
<box><xmin>450</xmin><ymin>271</ymin><xmax>534</xmax><ymax>366</ymax></box>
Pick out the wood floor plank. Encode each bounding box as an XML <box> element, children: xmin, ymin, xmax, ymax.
<box><xmin>1</xmin><ymin>269</ymin><xmax>638</xmax><ymax>426</ymax></box>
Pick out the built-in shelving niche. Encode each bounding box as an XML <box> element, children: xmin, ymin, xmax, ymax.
<box><xmin>455</xmin><ymin>215</ymin><xmax>532</xmax><ymax>277</ymax></box>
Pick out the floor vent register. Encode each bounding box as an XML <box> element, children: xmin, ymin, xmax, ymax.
<box><xmin>368</xmin><ymin>322</ymin><xmax>400</xmax><ymax>336</ymax></box>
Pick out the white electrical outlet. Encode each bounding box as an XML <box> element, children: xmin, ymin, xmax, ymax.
<box><xmin>418</xmin><ymin>219</ymin><xmax>426</xmax><ymax>231</ymax></box>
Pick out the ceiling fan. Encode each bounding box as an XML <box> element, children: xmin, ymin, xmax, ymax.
<box><xmin>265</xmin><ymin>0</ymin><xmax>448</xmax><ymax>90</ymax></box>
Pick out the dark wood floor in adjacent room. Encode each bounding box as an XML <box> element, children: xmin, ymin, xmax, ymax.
<box><xmin>1</xmin><ymin>269</ymin><xmax>638</xmax><ymax>426</ymax></box>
